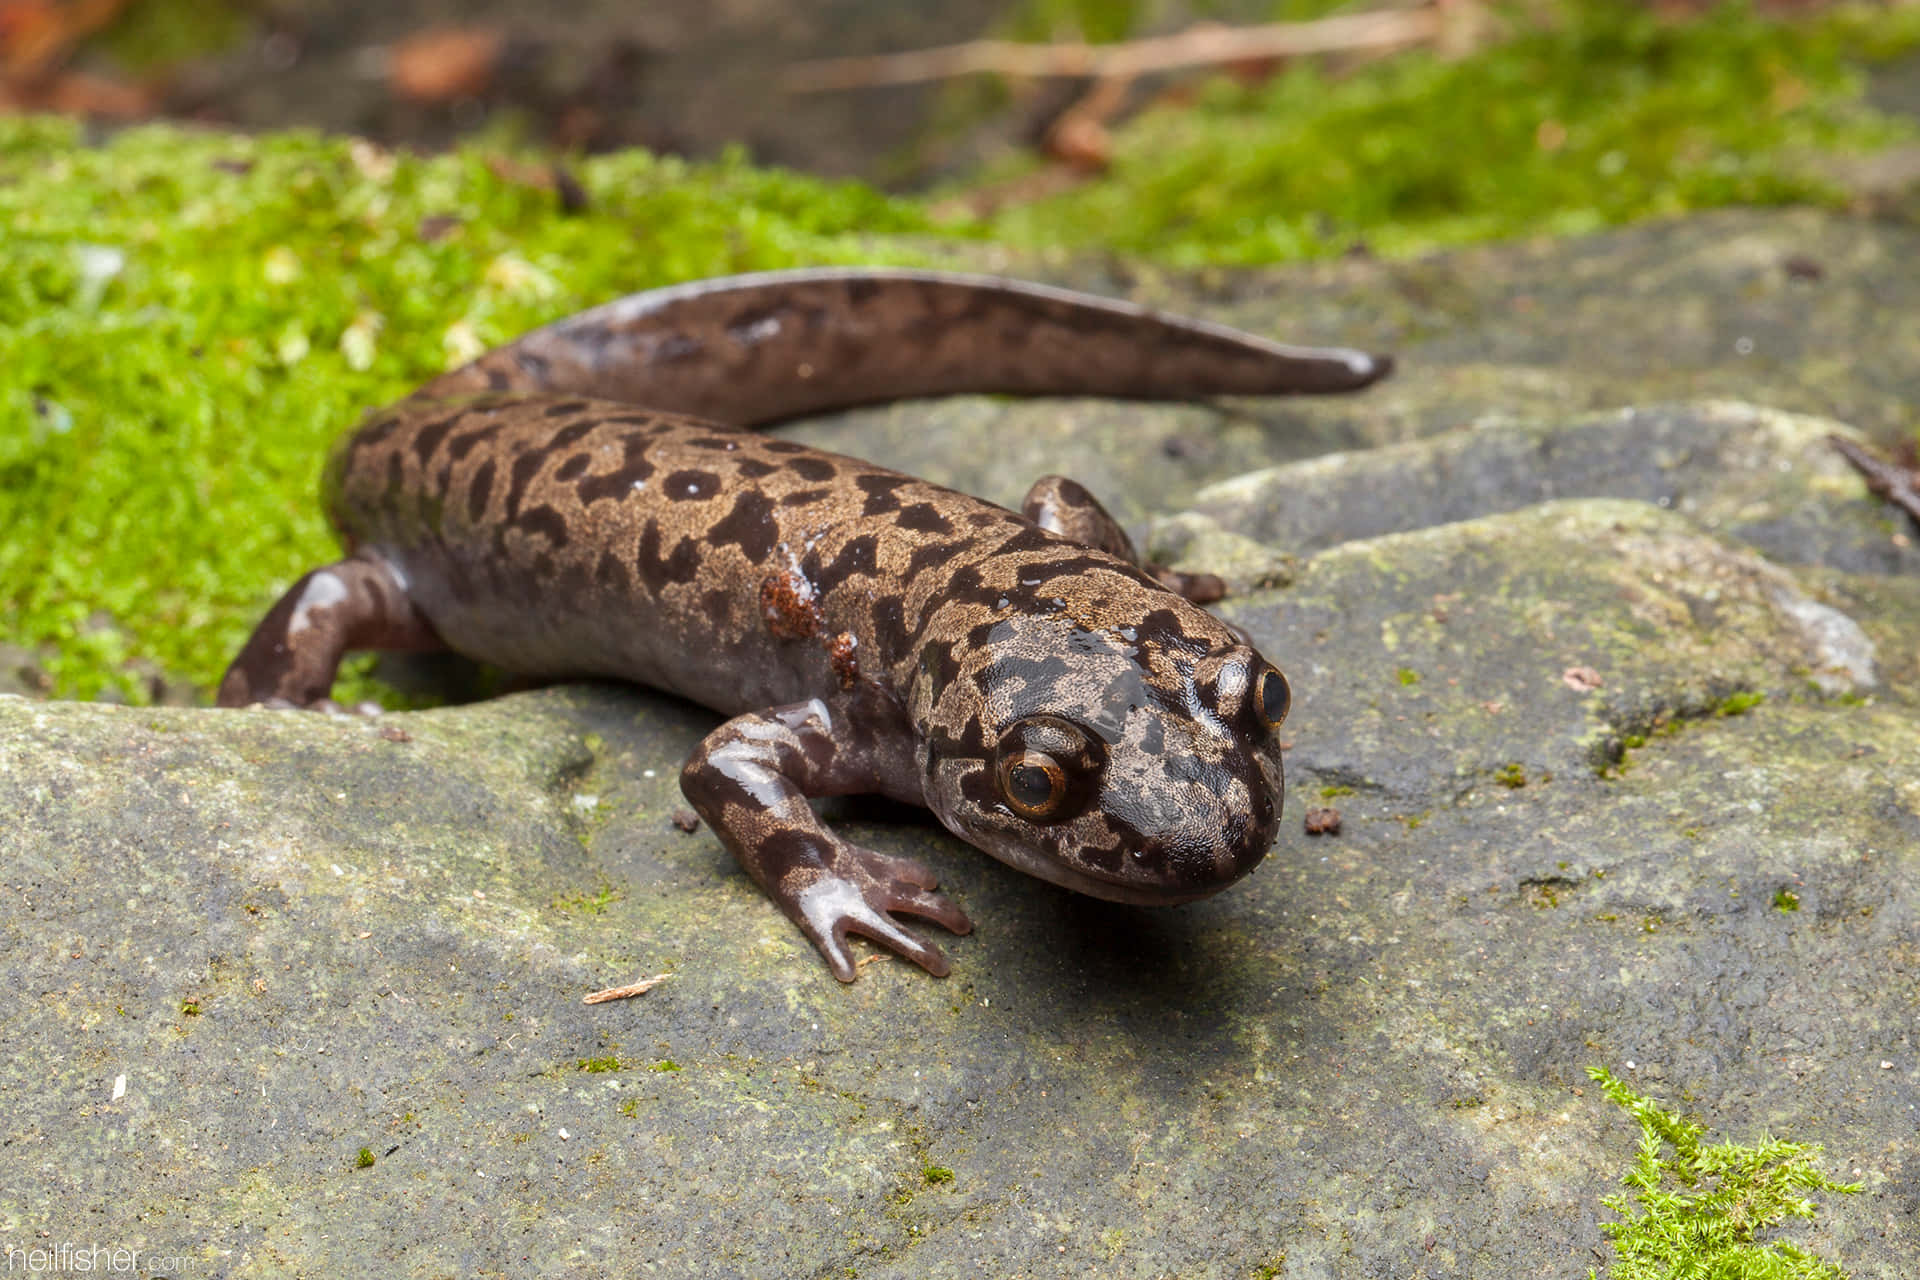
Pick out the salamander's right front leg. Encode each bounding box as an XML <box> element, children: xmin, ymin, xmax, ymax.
<box><xmin>680</xmin><ymin>697</ymin><xmax>973</xmax><ymax>981</ymax></box>
<box><xmin>217</xmin><ymin>555</ymin><xmax>442</xmax><ymax>708</ymax></box>
<box><xmin>1021</xmin><ymin>474</ymin><xmax>1226</xmax><ymax>603</ymax></box>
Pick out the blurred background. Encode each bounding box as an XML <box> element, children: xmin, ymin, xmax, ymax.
<box><xmin>4</xmin><ymin>0</ymin><xmax>1919</xmax><ymax>703</ymax></box>
<box><xmin>6</xmin><ymin>1</ymin><xmax>1920</xmax><ymax>223</ymax></box>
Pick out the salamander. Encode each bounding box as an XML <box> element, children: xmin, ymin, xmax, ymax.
<box><xmin>218</xmin><ymin>269</ymin><xmax>1391</xmax><ymax>980</ymax></box>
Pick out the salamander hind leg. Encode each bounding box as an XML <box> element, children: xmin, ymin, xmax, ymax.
<box><xmin>680</xmin><ymin>698</ymin><xmax>973</xmax><ymax>981</ymax></box>
<box><xmin>1020</xmin><ymin>474</ymin><xmax>1226</xmax><ymax>604</ymax></box>
<box><xmin>216</xmin><ymin>555</ymin><xmax>443</xmax><ymax>709</ymax></box>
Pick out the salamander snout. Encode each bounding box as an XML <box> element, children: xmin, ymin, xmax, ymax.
<box><xmin>1093</xmin><ymin>726</ymin><xmax>1284</xmax><ymax>901</ymax></box>
<box><xmin>1086</xmin><ymin>645</ymin><xmax>1289</xmax><ymax>900</ymax></box>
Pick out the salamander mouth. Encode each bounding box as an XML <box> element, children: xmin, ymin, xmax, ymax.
<box><xmin>931</xmin><ymin>768</ymin><xmax>1279</xmax><ymax>904</ymax></box>
<box><xmin>1053</xmin><ymin>865</ymin><xmax>1239</xmax><ymax>906</ymax></box>
<box><xmin>997</xmin><ymin>835</ymin><xmax>1268</xmax><ymax>906</ymax></box>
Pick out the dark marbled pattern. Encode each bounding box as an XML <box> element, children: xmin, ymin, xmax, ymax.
<box><xmin>219</xmin><ymin>269</ymin><xmax>1388</xmax><ymax>979</ymax></box>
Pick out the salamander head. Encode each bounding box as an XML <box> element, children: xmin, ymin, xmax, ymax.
<box><xmin>916</xmin><ymin>604</ymin><xmax>1288</xmax><ymax>905</ymax></box>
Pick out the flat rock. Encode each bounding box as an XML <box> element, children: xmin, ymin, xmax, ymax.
<box><xmin>4</xmin><ymin>212</ymin><xmax>1919</xmax><ymax>1275</ymax></box>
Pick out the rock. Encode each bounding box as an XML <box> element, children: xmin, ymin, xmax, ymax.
<box><xmin>1176</xmin><ymin>399</ymin><xmax>1917</xmax><ymax>573</ymax></box>
<box><xmin>4</xmin><ymin>212</ymin><xmax>1918</xmax><ymax>1274</ymax></box>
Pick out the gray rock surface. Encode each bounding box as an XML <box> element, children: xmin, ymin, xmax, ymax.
<box><xmin>3</xmin><ymin>211</ymin><xmax>1918</xmax><ymax>1276</ymax></box>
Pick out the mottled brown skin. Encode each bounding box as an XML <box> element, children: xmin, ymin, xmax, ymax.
<box><xmin>219</xmin><ymin>269</ymin><xmax>1391</xmax><ymax>981</ymax></box>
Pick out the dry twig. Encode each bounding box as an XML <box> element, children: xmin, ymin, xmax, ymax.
<box><xmin>583</xmin><ymin>972</ymin><xmax>672</xmax><ymax>1004</ymax></box>
<box><xmin>1043</xmin><ymin>71</ymin><xmax>1132</xmax><ymax>171</ymax></box>
<box><xmin>784</xmin><ymin>7</ymin><xmax>1444</xmax><ymax>93</ymax></box>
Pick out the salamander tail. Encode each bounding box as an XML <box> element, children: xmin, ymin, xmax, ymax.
<box><xmin>417</xmin><ymin>268</ymin><xmax>1392</xmax><ymax>427</ymax></box>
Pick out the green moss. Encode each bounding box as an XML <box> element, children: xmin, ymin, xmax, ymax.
<box><xmin>94</xmin><ymin>0</ymin><xmax>250</xmax><ymax>71</ymax></box>
<box><xmin>1774</xmin><ymin>888</ymin><xmax>1802</xmax><ymax>912</ymax></box>
<box><xmin>1318</xmin><ymin>784</ymin><xmax>1355</xmax><ymax>799</ymax></box>
<box><xmin>1718</xmin><ymin>690</ymin><xmax>1768</xmax><ymax>716</ymax></box>
<box><xmin>1586</xmin><ymin>1066</ymin><xmax>1858</xmax><ymax>1279</ymax></box>
<box><xmin>971</xmin><ymin>2</ymin><xmax>1920</xmax><ymax>265</ymax></box>
<box><xmin>649</xmin><ymin>1059</ymin><xmax>683</xmax><ymax>1073</ymax></box>
<box><xmin>1495</xmin><ymin>762</ymin><xmax>1528</xmax><ymax>788</ymax></box>
<box><xmin>1000</xmin><ymin>0</ymin><xmax>1351</xmax><ymax>45</ymax></box>
<box><xmin>576</xmin><ymin>1055</ymin><xmax>625</xmax><ymax>1073</ymax></box>
<box><xmin>354</xmin><ymin>1147</ymin><xmax>376</xmax><ymax>1169</ymax></box>
<box><xmin>999</xmin><ymin>0</ymin><xmax>1147</xmax><ymax>45</ymax></box>
<box><xmin>921</xmin><ymin>1165</ymin><xmax>955</xmax><ymax>1185</ymax></box>
<box><xmin>550</xmin><ymin>884</ymin><xmax>622</xmax><ymax>915</ymax></box>
<box><xmin>0</xmin><ymin>117</ymin><xmax>938</xmax><ymax>701</ymax></box>
<box><xmin>1397</xmin><ymin>668</ymin><xmax>1422</xmax><ymax>687</ymax></box>
<box><xmin>1600</xmin><ymin>705</ymin><xmax>1714</xmax><ymax>777</ymax></box>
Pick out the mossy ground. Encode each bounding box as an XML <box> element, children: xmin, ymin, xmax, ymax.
<box><xmin>3</xmin><ymin>3</ymin><xmax>1920</xmax><ymax>704</ymax></box>
<box><xmin>966</xmin><ymin>2</ymin><xmax>1920</xmax><ymax>263</ymax></box>
<box><xmin>0</xmin><ymin>119</ymin><xmax>939</xmax><ymax>700</ymax></box>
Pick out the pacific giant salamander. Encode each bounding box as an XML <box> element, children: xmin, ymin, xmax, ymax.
<box><xmin>219</xmin><ymin>269</ymin><xmax>1392</xmax><ymax>980</ymax></box>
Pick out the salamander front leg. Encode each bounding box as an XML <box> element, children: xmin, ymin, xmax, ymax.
<box><xmin>217</xmin><ymin>555</ymin><xmax>443</xmax><ymax>709</ymax></box>
<box><xmin>1021</xmin><ymin>474</ymin><xmax>1226</xmax><ymax>604</ymax></box>
<box><xmin>680</xmin><ymin>697</ymin><xmax>973</xmax><ymax>981</ymax></box>
<box><xmin>1831</xmin><ymin>434</ymin><xmax>1920</xmax><ymax>530</ymax></box>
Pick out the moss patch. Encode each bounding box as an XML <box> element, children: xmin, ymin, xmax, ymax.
<box><xmin>0</xmin><ymin>117</ymin><xmax>938</xmax><ymax>701</ymax></box>
<box><xmin>1587</xmin><ymin>1066</ymin><xmax>1859</xmax><ymax>1280</ymax></box>
<box><xmin>969</xmin><ymin>3</ymin><xmax>1920</xmax><ymax>264</ymax></box>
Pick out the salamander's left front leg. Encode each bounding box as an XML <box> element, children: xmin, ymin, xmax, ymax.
<box><xmin>1021</xmin><ymin>474</ymin><xmax>1226</xmax><ymax>604</ymax></box>
<box><xmin>217</xmin><ymin>554</ymin><xmax>443</xmax><ymax>709</ymax></box>
<box><xmin>680</xmin><ymin>696</ymin><xmax>973</xmax><ymax>981</ymax></box>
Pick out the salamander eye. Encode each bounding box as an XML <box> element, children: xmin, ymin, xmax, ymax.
<box><xmin>999</xmin><ymin>752</ymin><xmax>1066</xmax><ymax>820</ymax></box>
<box><xmin>1256</xmin><ymin>666</ymin><xmax>1291</xmax><ymax>730</ymax></box>
<box><xmin>993</xmin><ymin>715</ymin><xmax>1105</xmax><ymax>825</ymax></box>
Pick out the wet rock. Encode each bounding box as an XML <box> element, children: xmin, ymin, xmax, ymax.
<box><xmin>4</xmin><ymin>213</ymin><xmax>1918</xmax><ymax>1274</ymax></box>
